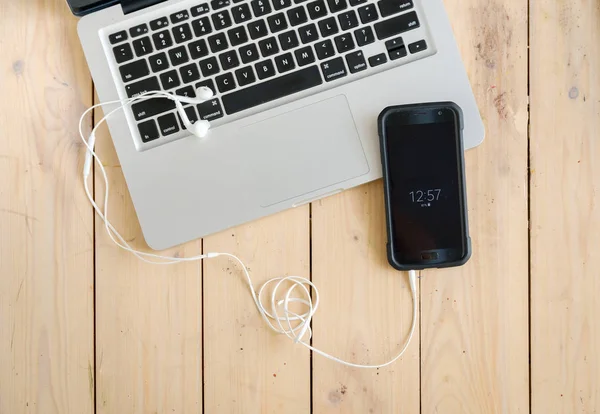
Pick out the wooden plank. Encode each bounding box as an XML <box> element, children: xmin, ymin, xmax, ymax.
<box><xmin>203</xmin><ymin>208</ymin><xmax>311</xmax><ymax>413</ymax></box>
<box><xmin>530</xmin><ymin>0</ymin><xmax>600</xmax><ymax>412</ymax></box>
<box><xmin>311</xmin><ymin>182</ymin><xmax>420</xmax><ymax>414</ymax></box>
<box><xmin>419</xmin><ymin>0</ymin><xmax>530</xmax><ymax>412</ymax></box>
<box><xmin>93</xmin><ymin>110</ymin><xmax>204</xmax><ymax>411</ymax></box>
<box><xmin>0</xmin><ymin>1</ymin><xmax>95</xmax><ymax>413</ymax></box>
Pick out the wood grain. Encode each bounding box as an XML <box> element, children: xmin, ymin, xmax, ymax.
<box><xmin>0</xmin><ymin>0</ymin><xmax>94</xmax><ymax>413</ymax></box>
<box><xmin>419</xmin><ymin>0</ymin><xmax>530</xmax><ymax>412</ymax></box>
<box><xmin>530</xmin><ymin>0</ymin><xmax>600</xmax><ymax>412</ymax></box>
<box><xmin>311</xmin><ymin>182</ymin><xmax>420</xmax><ymax>414</ymax></box>
<box><xmin>203</xmin><ymin>208</ymin><xmax>311</xmax><ymax>413</ymax></box>
<box><xmin>93</xmin><ymin>105</ymin><xmax>204</xmax><ymax>413</ymax></box>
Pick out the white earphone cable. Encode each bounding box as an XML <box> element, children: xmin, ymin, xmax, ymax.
<box><xmin>80</xmin><ymin>90</ymin><xmax>418</xmax><ymax>368</ymax></box>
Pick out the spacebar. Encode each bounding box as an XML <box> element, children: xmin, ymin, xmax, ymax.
<box><xmin>222</xmin><ymin>66</ymin><xmax>323</xmax><ymax>115</ymax></box>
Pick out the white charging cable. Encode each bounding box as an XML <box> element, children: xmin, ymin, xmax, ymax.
<box><xmin>79</xmin><ymin>89</ymin><xmax>418</xmax><ymax>368</ymax></box>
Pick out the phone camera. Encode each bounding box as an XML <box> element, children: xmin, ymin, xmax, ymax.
<box><xmin>438</xmin><ymin>111</ymin><xmax>443</xmax><ymax>115</ymax></box>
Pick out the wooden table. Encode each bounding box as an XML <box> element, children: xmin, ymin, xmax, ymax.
<box><xmin>1</xmin><ymin>0</ymin><xmax>598</xmax><ymax>412</ymax></box>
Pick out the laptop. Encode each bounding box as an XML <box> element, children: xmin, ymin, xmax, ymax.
<box><xmin>69</xmin><ymin>0</ymin><xmax>484</xmax><ymax>250</ymax></box>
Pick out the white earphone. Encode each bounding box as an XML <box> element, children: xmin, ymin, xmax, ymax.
<box><xmin>79</xmin><ymin>88</ymin><xmax>418</xmax><ymax>369</ymax></box>
<box><xmin>173</xmin><ymin>86</ymin><xmax>214</xmax><ymax>138</ymax></box>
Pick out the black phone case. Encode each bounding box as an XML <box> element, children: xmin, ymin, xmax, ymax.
<box><xmin>377</xmin><ymin>102</ymin><xmax>471</xmax><ymax>271</ymax></box>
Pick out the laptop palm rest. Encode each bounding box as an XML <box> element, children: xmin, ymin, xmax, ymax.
<box><xmin>236</xmin><ymin>95</ymin><xmax>370</xmax><ymax>207</ymax></box>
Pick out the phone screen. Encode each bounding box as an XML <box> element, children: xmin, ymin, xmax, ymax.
<box><xmin>384</xmin><ymin>108</ymin><xmax>466</xmax><ymax>263</ymax></box>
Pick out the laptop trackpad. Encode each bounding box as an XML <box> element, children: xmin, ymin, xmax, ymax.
<box><xmin>239</xmin><ymin>95</ymin><xmax>370</xmax><ymax>207</ymax></box>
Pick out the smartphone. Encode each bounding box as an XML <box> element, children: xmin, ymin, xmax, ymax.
<box><xmin>378</xmin><ymin>102</ymin><xmax>471</xmax><ymax>270</ymax></box>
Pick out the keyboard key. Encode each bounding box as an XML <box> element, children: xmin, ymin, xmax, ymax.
<box><xmin>307</xmin><ymin>0</ymin><xmax>327</xmax><ymax>19</ymax></box>
<box><xmin>320</xmin><ymin>56</ymin><xmax>346</xmax><ymax>81</ymax></box>
<box><xmin>349</xmin><ymin>0</ymin><xmax>366</xmax><ymax>5</ymax></box>
<box><xmin>287</xmin><ymin>6</ymin><xmax>308</xmax><ymax>25</ymax></box>
<box><xmin>180</xmin><ymin>63</ymin><xmax>201</xmax><ymax>83</ymax></box>
<box><xmin>150</xmin><ymin>17</ymin><xmax>169</xmax><ymax>30</ymax></box>
<box><xmin>314</xmin><ymin>39</ymin><xmax>334</xmax><ymax>59</ymax></box>
<box><xmin>318</xmin><ymin>16</ymin><xmax>338</xmax><ymax>37</ymax></box>
<box><xmin>216</xmin><ymin>72</ymin><xmax>236</xmax><ymax>93</ymax></box>
<box><xmin>157</xmin><ymin>113</ymin><xmax>180</xmax><ymax>136</ymax></box>
<box><xmin>113</xmin><ymin>44</ymin><xmax>133</xmax><ymax>63</ymax></box>
<box><xmin>129</xmin><ymin>24</ymin><xmax>149</xmax><ymax>38</ymax></box>
<box><xmin>149</xmin><ymin>52</ymin><xmax>170</xmax><ymax>72</ymax></box>
<box><xmin>228</xmin><ymin>26</ymin><xmax>249</xmax><ymax>46</ymax></box>
<box><xmin>235</xmin><ymin>66</ymin><xmax>256</xmax><ymax>86</ymax></box>
<box><xmin>278</xmin><ymin>30</ymin><xmax>299</xmax><ymax>50</ymax></box>
<box><xmin>219</xmin><ymin>50</ymin><xmax>240</xmax><ymax>70</ymax></box>
<box><xmin>132</xmin><ymin>36</ymin><xmax>153</xmax><ymax>57</ymax></box>
<box><xmin>255</xmin><ymin>59</ymin><xmax>276</xmax><ymax>79</ymax></box>
<box><xmin>211</xmin><ymin>0</ymin><xmax>231</xmax><ymax>9</ymax></box>
<box><xmin>188</xmin><ymin>39</ymin><xmax>209</xmax><ymax>59</ymax></box>
<box><xmin>212</xmin><ymin>10</ymin><xmax>233</xmax><ymax>30</ymax></box>
<box><xmin>132</xmin><ymin>97</ymin><xmax>176</xmax><ymax>121</ymax></box>
<box><xmin>168</xmin><ymin>46</ymin><xmax>190</xmax><ymax>65</ymax></box>
<box><xmin>294</xmin><ymin>46</ymin><xmax>315</xmax><ymax>66</ymax></box>
<box><xmin>354</xmin><ymin>26</ymin><xmax>375</xmax><ymax>46</ymax></box>
<box><xmin>374</xmin><ymin>11</ymin><xmax>419</xmax><ymax>39</ymax></box>
<box><xmin>248</xmin><ymin>19</ymin><xmax>269</xmax><ymax>39</ymax></box>
<box><xmin>275</xmin><ymin>52</ymin><xmax>296</xmax><ymax>73</ymax></box>
<box><xmin>208</xmin><ymin>32</ymin><xmax>229</xmax><ymax>53</ymax></box>
<box><xmin>299</xmin><ymin>23</ymin><xmax>319</xmax><ymax>43</ymax></box>
<box><xmin>368</xmin><ymin>52</ymin><xmax>387</xmax><ymax>66</ymax></box>
<box><xmin>378</xmin><ymin>0</ymin><xmax>413</xmax><ymax>17</ymax></box>
<box><xmin>197</xmin><ymin>98</ymin><xmax>224</xmax><ymax>120</ymax></box>
<box><xmin>191</xmin><ymin>3</ymin><xmax>210</xmax><ymax>16</ymax></box>
<box><xmin>259</xmin><ymin>37</ymin><xmax>279</xmax><ymax>57</ymax></box>
<box><xmin>267</xmin><ymin>13</ymin><xmax>288</xmax><ymax>33</ymax></box>
<box><xmin>192</xmin><ymin>17</ymin><xmax>213</xmax><ymax>36</ymax></box>
<box><xmin>152</xmin><ymin>30</ymin><xmax>173</xmax><ymax>50</ymax></box>
<box><xmin>160</xmin><ymin>69</ymin><xmax>181</xmax><ymax>89</ymax></box>
<box><xmin>232</xmin><ymin>4</ymin><xmax>252</xmax><ymax>24</ymax></box>
<box><xmin>358</xmin><ymin>4</ymin><xmax>378</xmax><ymax>24</ymax></box>
<box><xmin>408</xmin><ymin>39</ymin><xmax>427</xmax><ymax>53</ymax></box>
<box><xmin>334</xmin><ymin>33</ymin><xmax>354</xmax><ymax>52</ymax></box>
<box><xmin>326</xmin><ymin>0</ymin><xmax>347</xmax><ymax>13</ymax></box>
<box><xmin>251</xmin><ymin>0</ymin><xmax>272</xmax><ymax>17</ymax></box>
<box><xmin>273</xmin><ymin>0</ymin><xmax>292</xmax><ymax>9</ymax></box>
<box><xmin>137</xmin><ymin>119</ymin><xmax>160</xmax><ymax>142</ymax></box>
<box><xmin>240</xmin><ymin>44</ymin><xmax>260</xmax><ymax>63</ymax></box>
<box><xmin>199</xmin><ymin>56</ymin><xmax>220</xmax><ymax>76</ymax></box>
<box><xmin>345</xmin><ymin>50</ymin><xmax>367</xmax><ymax>73</ymax></box>
<box><xmin>125</xmin><ymin>76</ymin><xmax>160</xmax><ymax>98</ymax></box>
<box><xmin>109</xmin><ymin>31</ymin><xmax>127</xmax><ymax>44</ymax></box>
<box><xmin>222</xmin><ymin>65</ymin><xmax>322</xmax><ymax>114</ymax></box>
<box><xmin>172</xmin><ymin>23</ymin><xmax>193</xmax><ymax>43</ymax></box>
<box><xmin>338</xmin><ymin>10</ymin><xmax>358</xmax><ymax>30</ymax></box>
<box><xmin>171</xmin><ymin>10</ymin><xmax>190</xmax><ymax>24</ymax></box>
<box><xmin>389</xmin><ymin>46</ymin><xmax>407</xmax><ymax>60</ymax></box>
<box><xmin>196</xmin><ymin>79</ymin><xmax>216</xmax><ymax>95</ymax></box>
<box><xmin>176</xmin><ymin>85</ymin><xmax>197</xmax><ymax>98</ymax></box>
<box><xmin>384</xmin><ymin>36</ymin><xmax>404</xmax><ymax>50</ymax></box>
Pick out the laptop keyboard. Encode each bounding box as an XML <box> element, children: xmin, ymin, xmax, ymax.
<box><xmin>105</xmin><ymin>0</ymin><xmax>433</xmax><ymax>146</ymax></box>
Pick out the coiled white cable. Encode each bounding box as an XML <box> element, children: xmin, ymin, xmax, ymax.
<box><xmin>79</xmin><ymin>90</ymin><xmax>418</xmax><ymax>368</ymax></box>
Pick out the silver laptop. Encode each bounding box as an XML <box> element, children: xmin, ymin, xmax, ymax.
<box><xmin>70</xmin><ymin>0</ymin><xmax>484</xmax><ymax>250</ymax></box>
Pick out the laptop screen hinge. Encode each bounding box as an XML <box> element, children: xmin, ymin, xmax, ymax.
<box><xmin>121</xmin><ymin>0</ymin><xmax>168</xmax><ymax>14</ymax></box>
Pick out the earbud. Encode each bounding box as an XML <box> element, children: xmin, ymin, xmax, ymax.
<box><xmin>196</xmin><ymin>86</ymin><xmax>214</xmax><ymax>100</ymax></box>
<box><xmin>169</xmin><ymin>87</ymin><xmax>214</xmax><ymax>138</ymax></box>
<box><xmin>175</xmin><ymin>99</ymin><xmax>211</xmax><ymax>138</ymax></box>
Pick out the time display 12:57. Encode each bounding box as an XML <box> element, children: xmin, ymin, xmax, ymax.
<box><xmin>409</xmin><ymin>189</ymin><xmax>442</xmax><ymax>203</ymax></box>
